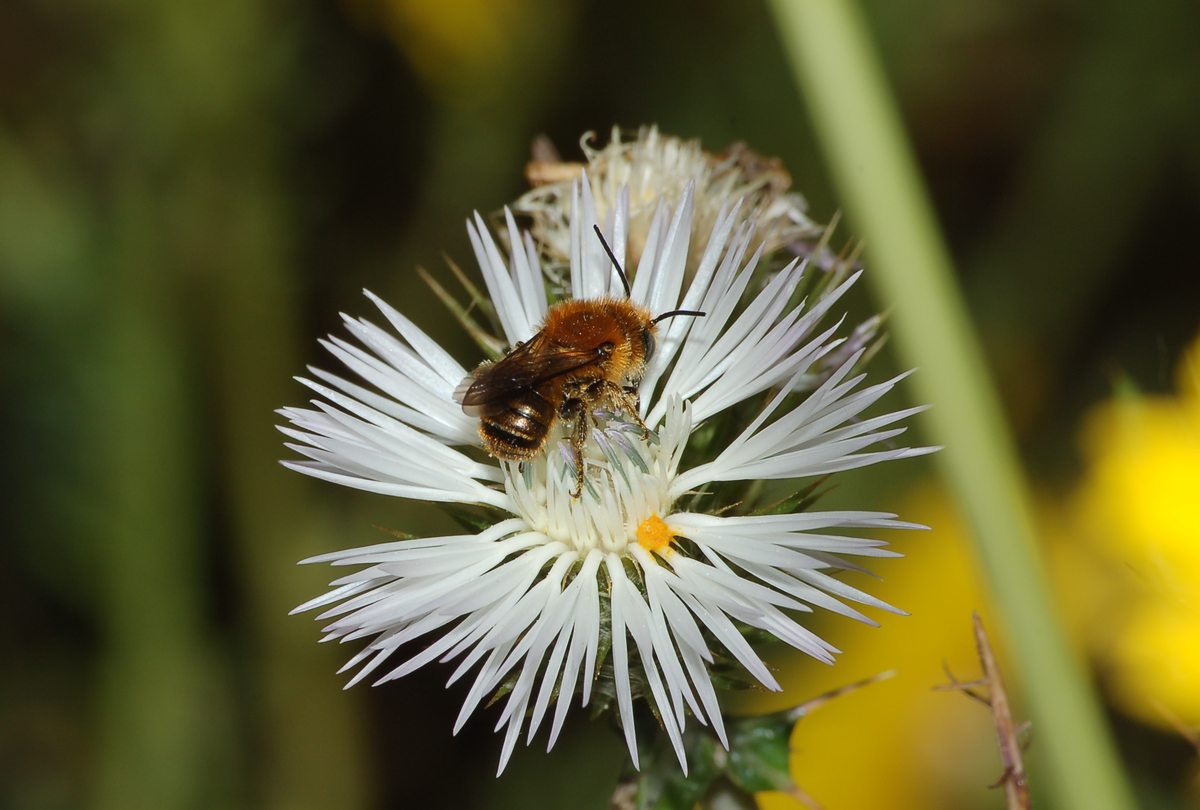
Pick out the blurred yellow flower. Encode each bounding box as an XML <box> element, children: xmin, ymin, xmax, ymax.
<box><xmin>751</xmin><ymin>486</ymin><xmax>1006</xmax><ymax>810</ymax></box>
<box><xmin>1079</xmin><ymin>345</ymin><xmax>1200</xmax><ymax>573</ymax></box>
<box><xmin>1109</xmin><ymin>599</ymin><xmax>1200</xmax><ymax>722</ymax></box>
<box><xmin>357</xmin><ymin>0</ymin><xmax>533</xmax><ymax>91</ymax></box>
<box><xmin>1069</xmin><ymin>333</ymin><xmax>1200</xmax><ymax>728</ymax></box>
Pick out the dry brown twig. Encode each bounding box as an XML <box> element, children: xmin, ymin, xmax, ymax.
<box><xmin>781</xmin><ymin>671</ymin><xmax>896</xmax><ymax>810</ymax></box>
<box><xmin>787</xmin><ymin>670</ymin><xmax>896</xmax><ymax>722</ymax></box>
<box><xmin>936</xmin><ymin>613</ymin><xmax>1032</xmax><ymax>810</ymax></box>
<box><xmin>783</xmin><ymin>782</ymin><xmax>825</xmax><ymax>810</ymax></box>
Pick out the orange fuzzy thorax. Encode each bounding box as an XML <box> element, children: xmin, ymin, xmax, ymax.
<box><xmin>538</xmin><ymin>297</ymin><xmax>654</xmax><ymax>386</ymax></box>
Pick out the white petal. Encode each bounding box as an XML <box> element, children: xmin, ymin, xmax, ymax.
<box><xmin>468</xmin><ymin>211</ymin><xmax>533</xmax><ymax>344</ymax></box>
<box><xmin>363</xmin><ymin>289</ymin><xmax>470</xmax><ymax>387</ymax></box>
<box><xmin>503</xmin><ymin>208</ymin><xmax>549</xmax><ymax>328</ymax></box>
<box><xmin>605</xmin><ymin>554</ymin><xmax>640</xmax><ymax>769</ymax></box>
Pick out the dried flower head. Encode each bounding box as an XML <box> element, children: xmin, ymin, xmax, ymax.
<box><xmin>515</xmin><ymin>126</ymin><xmax>839</xmax><ymax>281</ymax></box>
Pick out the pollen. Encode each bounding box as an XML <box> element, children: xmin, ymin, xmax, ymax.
<box><xmin>636</xmin><ymin>513</ymin><xmax>675</xmax><ymax>554</ymax></box>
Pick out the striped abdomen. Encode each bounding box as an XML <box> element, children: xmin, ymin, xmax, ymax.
<box><xmin>478</xmin><ymin>390</ymin><xmax>557</xmax><ymax>460</ymax></box>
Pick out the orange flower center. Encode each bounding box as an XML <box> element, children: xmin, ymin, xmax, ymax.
<box><xmin>636</xmin><ymin>514</ymin><xmax>675</xmax><ymax>554</ymax></box>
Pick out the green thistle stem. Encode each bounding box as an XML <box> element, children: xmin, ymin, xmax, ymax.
<box><xmin>765</xmin><ymin>2</ymin><xmax>1136</xmax><ymax>809</ymax></box>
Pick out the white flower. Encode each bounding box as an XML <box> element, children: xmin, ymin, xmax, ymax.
<box><xmin>280</xmin><ymin>175</ymin><xmax>930</xmax><ymax>775</ymax></box>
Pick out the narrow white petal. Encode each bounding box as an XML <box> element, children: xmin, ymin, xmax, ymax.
<box><xmin>618</xmin><ymin>567</ymin><xmax>689</xmax><ymax>774</ymax></box>
<box><xmin>605</xmin><ymin>554</ymin><xmax>640</xmax><ymax>769</ymax></box>
<box><xmin>282</xmin><ymin>460</ymin><xmax>508</xmax><ymax>507</ymax></box>
<box><xmin>629</xmin><ymin>200</ymin><xmax>668</xmax><ymax>305</ymax></box>
<box><xmin>468</xmin><ymin>212</ymin><xmax>532</xmax><ymax>344</ymax></box>
<box><xmin>503</xmin><ymin>207</ymin><xmax>548</xmax><ymax>329</ymax></box>
<box><xmin>363</xmin><ymin>289</ymin><xmax>469</xmax><ymax>387</ymax></box>
<box><xmin>546</xmin><ymin>552</ymin><xmax>602</xmax><ymax>747</ymax></box>
<box><xmin>526</xmin><ymin>582</ymin><xmax>581</xmax><ymax>743</ymax></box>
<box><xmin>663</xmin><ymin>571</ymin><xmax>779</xmax><ymax>691</ymax></box>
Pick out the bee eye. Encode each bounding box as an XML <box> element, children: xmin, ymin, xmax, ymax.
<box><xmin>598</xmin><ymin>342</ymin><xmax>614</xmax><ymax>357</ymax></box>
<box><xmin>641</xmin><ymin>329</ymin><xmax>655</xmax><ymax>361</ymax></box>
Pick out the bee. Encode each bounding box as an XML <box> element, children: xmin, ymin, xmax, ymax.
<box><xmin>455</xmin><ymin>226</ymin><xmax>704</xmax><ymax>497</ymax></box>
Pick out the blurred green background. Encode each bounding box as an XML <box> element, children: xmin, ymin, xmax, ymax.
<box><xmin>2</xmin><ymin>0</ymin><xmax>1198</xmax><ymax>808</ymax></box>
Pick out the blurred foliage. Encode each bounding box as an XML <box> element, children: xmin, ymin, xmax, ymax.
<box><xmin>1</xmin><ymin>0</ymin><xmax>1197</xmax><ymax>808</ymax></box>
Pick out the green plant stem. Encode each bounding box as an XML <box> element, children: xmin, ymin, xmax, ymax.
<box><xmin>765</xmin><ymin>2</ymin><xmax>1136</xmax><ymax>809</ymax></box>
<box><xmin>95</xmin><ymin>178</ymin><xmax>210</xmax><ymax>810</ymax></box>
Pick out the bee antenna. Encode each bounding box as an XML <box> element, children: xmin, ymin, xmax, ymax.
<box><xmin>593</xmin><ymin>224</ymin><xmax>631</xmax><ymax>298</ymax></box>
<box><xmin>652</xmin><ymin>309</ymin><xmax>707</xmax><ymax>325</ymax></box>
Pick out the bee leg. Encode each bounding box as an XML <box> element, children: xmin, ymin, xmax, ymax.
<box><xmin>562</xmin><ymin>398</ymin><xmax>588</xmax><ymax>499</ymax></box>
<box><xmin>604</xmin><ymin>381</ymin><xmax>650</xmax><ymax>441</ymax></box>
<box><xmin>623</xmin><ymin>383</ymin><xmax>642</xmax><ymax>413</ymax></box>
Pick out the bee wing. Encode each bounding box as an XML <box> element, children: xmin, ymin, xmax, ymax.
<box><xmin>452</xmin><ymin>373</ymin><xmax>486</xmax><ymax>416</ymax></box>
<box><xmin>456</xmin><ymin>334</ymin><xmax>603</xmax><ymax>410</ymax></box>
